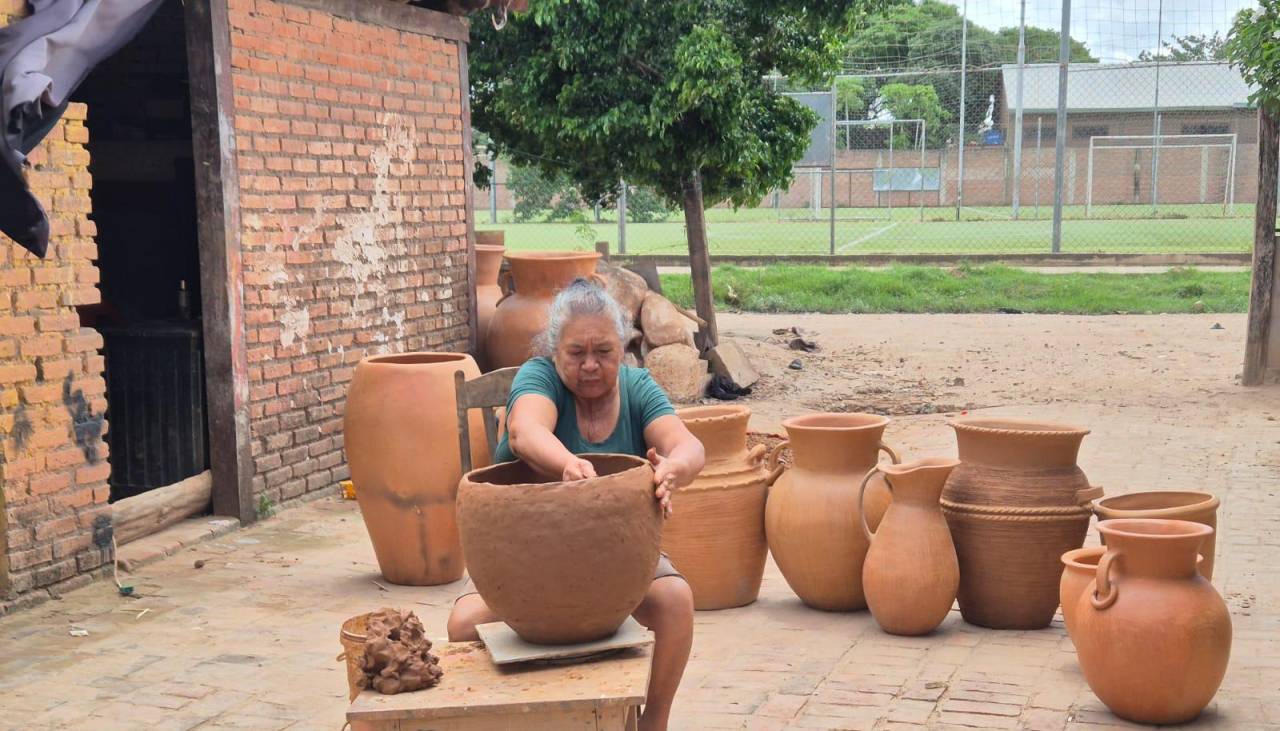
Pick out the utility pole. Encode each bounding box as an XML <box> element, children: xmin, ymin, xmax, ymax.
<box><xmin>1050</xmin><ymin>0</ymin><xmax>1072</xmax><ymax>253</ymax></box>
<box><xmin>955</xmin><ymin>0</ymin><xmax>969</xmax><ymax>221</ymax></box>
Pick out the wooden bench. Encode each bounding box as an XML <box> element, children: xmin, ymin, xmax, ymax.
<box><xmin>346</xmin><ymin>640</ymin><xmax>652</xmax><ymax>730</ymax></box>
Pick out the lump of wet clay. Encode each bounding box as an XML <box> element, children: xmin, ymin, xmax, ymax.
<box><xmin>358</xmin><ymin>608</ymin><xmax>443</xmax><ymax>694</ymax></box>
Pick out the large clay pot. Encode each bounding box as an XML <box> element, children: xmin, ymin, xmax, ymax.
<box><xmin>457</xmin><ymin>454</ymin><xmax>661</xmax><ymax>644</ymax></box>
<box><xmin>665</xmin><ymin>405</ymin><xmax>769</xmax><ymax>610</ymax></box>
<box><xmin>344</xmin><ymin>353</ymin><xmax>490</xmax><ymax>585</ymax></box>
<box><xmin>473</xmin><ymin>234</ymin><xmax>505</xmax><ymax>366</ymax></box>
<box><xmin>764</xmin><ymin>413</ymin><xmax>898</xmax><ymax>611</ymax></box>
<box><xmin>941</xmin><ymin>418</ymin><xmax>1102</xmax><ymax>629</ymax></box>
<box><xmin>859</xmin><ymin>457</ymin><xmax>960</xmax><ymax>636</ymax></box>
<box><xmin>483</xmin><ymin>251</ymin><xmax>601</xmax><ymax>369</ymax></box>
<box><xmin>1093</xmin><ymin>490</ymin><xmax>1219</xmax><ymax>580</ymax></box>
<box><xmin>1059</xmin><ymin>546</ymin><xmax>1105</xmax><ymax>638</ymax></box>
<box><xmin>1073</xmin><ymin>519</ymin><xmax>1231</xmax><ymax>725</ymax></box>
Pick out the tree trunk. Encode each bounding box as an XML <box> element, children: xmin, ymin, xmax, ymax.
<box><xmin>1244</xmin><ymin>107</ymin><xmax>1279</xmax><ymax>386</ymax></box>
<box><xmin>681</xmin><ymin>170</ymin><xmax>718</xmax><ymax>350</ymax></box>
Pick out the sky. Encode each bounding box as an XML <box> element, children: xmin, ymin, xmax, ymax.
<box><xmin>940</xmin><ymin>0</ymin><xmax>1256</xmax><ymax>62</ymax></box>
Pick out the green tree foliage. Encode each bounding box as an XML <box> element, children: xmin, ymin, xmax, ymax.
<box><xmin>877</xmin><ymin>83</ymin><xmax>947</xmax><ymax>148</ymax></box>
<box><xmin>1140</xmin><ymin>32</ymin><xmax>1228</xmax><ymax>63</ymax></box>
<box><xmin>1225</xmin><ymin>2</ymin><xmax>1280</xmax><ymax>115</ymax></box>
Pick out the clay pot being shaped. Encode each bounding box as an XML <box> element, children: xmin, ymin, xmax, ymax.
<box><xmin>473</xmin><ymin>234</ymin><xmax>505</xmax><ymax>366</ymax></box>
<box><xmin>859</xmin><ymin>457</ymin><xmax>961</xmax><ymax>635</ymax></box>
<box><xmin>483</xmin><ymin>251</ymin><xmax>601</xmax><ymax>369</ymax></box>
<box><xmin>1059</xmin><ymin>546</ymin><xmax>1105</xmax><ymax>638</ymax></box>
<box><xmin>344</xmin><ymin>353</ymin><xmax>490</xmax><ymax>585</ymax></box>
<box><xmin>665</xmin><ymin>405</ymin><xmax>769</xmax><ymax>610</ymax></box>
<box><xmin>941</xmin><ymin>418</ymin><xmax>1102</xmax><ymax>629</ymax></box>
<box><xmin>1073</xmin><ymin>519</ymin><xmax>1231</xmax><ymax>725</ymax></box>
<box><xmin>1093</xmin><ymin>490</ymin><xmax>1220</xmax><ymax>580</ymax></box>
<box><xmin>457</xmin><ymin>454</ymin><xmax>661</xmax><ymax>644</ymax></box>
<box><xmin>765</xmin><ymin>413</ymin><xmax>898</xmax><ymax>611</ymax></box>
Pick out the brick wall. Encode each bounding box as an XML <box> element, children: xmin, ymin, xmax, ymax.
<box><xmin>226</xmin><ymin>0</ymin><xmax>472</xmax><ymax>508</ymax></box>
<box><xmin>0</xmin><ymin>83</ymin><xmax>113</xmax><ymax>610</ymax></box>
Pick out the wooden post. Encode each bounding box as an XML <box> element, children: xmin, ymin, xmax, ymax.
<box><xmin>681</xmin><ymin>170</ymin><xmax>718</xmax><ymax>350</ymax></box>
<box><xmin>1244</xmin><ymin>108</ymin><xmax>1279</xmax><ymax>386</ymax></box>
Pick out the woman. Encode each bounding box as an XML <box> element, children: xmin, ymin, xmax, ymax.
<box><xmin>448</xmin><ymin>278</ymin><xmax>705</xmax><ymax>731</ymax></box>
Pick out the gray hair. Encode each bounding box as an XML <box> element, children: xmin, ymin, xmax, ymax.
<box><xmin>536</xmin><ymin>278</ymin><xmax>630</xmax><ymax>357</ymax></box>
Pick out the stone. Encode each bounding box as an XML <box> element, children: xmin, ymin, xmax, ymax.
<box><xmin>646</xmin><ymin>344</ymin><xmax>708</xmax><ymax>402</ymax></box>
<box><xmin>707</xmin><ymin>340</ymin><xmax>759</xmax><ymax>388</ymax></box>
<box><xmin>641</xmin><ymin>292</ymin><xmax>695</xmax><ymax>349</ymax></box>
<box><xmin>596</xmin><ymin>261</ymin><xmax>649</xmax><ymax>324</ymax></box>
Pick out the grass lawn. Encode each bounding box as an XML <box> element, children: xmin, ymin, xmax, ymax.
<box><xmin>477</xmin><ymin>203</ymin><xmax>1255</xmax><ymax>256</ymax></box>
<box><xmin>657</xmin><ymin>265</ymin><xmax>1251</xmax><ymax>314</ymax></box>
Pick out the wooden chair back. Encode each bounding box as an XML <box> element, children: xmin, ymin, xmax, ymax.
<box><xmin>455</xmin><ymin>366</ymin><xmax>519</xmax><ymax>474</ymax></box>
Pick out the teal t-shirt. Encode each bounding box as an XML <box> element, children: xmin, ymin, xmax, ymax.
<box><xmin>493</xmin><ymin>357</ymin><xmax>676</xmax><ymax>462</ymax></box>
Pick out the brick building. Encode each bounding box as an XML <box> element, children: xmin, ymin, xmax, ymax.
<box><xmin>1</xmin><ymin>0</ymin><xmax>478</xmax><ymax>612</ymax></box>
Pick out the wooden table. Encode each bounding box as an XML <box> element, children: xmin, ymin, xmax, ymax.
<box><xmin>346</xmin><ymin>640</ymin><xmax>653</xmax><ymax>730</ymax></box>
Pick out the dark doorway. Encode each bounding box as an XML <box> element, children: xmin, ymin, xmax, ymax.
<box><xmin>71</xmin><ymin>0</ymin><xmax>210</xmax><ymax>505</ymax></box>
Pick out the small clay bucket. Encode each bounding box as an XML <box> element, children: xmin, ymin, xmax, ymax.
<box><xmin>1093</xmin><ymin>491</ymin><xmax>1219</xmax><ymax>580</ymax></box>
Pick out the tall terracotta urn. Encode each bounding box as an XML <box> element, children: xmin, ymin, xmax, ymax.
<box><xmin>483</xmin><ymin>251</ymin><xmax>600</xmax><ymax>369</ymax></box>
<box><xmin>665</xmin><ymin>405</ymin><xmax>769</xmax><ymax>610</ymax></box>
<box><xmin>860</xmin><ymin>457</ymin><xmax>960</xmax><ymax>636</ymax></box>
<box><xmin>457</xmin><ymin>454</ymin><xmax>661</xmax><ymax>644</ymax></box>
<box><xmin>764</xmin><ymin>413</ymin><xmax>899</xmax><ymax>611</ymax></box>
<box><xmin>1093</xmin><ymin>490</ymin><xmax>1219</xmax><ymax>579</ymax></box>
<box><xmin>941</xmin><ymin>418</ymin><xmax>1102</xmax><ymax>629</ymax></box>
<box><xmin>1073</xmin><ymin>519</ymin><xmax>1231</xmax><ymax>725</ymax></box>
<box><xmin>473</xmin><ymin>232</ymin><xmax>505</xmax><ymax>367</ymax></box>
<box><xmin>1058</xmin><ymin>546</ymin><xmax>1105</xmax><ymax>638</ymax></box>
<box><xmin>344</xmin><ymin>353</ymin><xmax>491</xmax><ymax>585</ymax></box>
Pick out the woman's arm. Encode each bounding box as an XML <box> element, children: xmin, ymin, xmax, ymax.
<box><xmin>643</xmin><ymin>414</ymin><xmax>705</xmax><ymax>489</ymax></box>
<box><xmin>506</xmin><ymin>394</ymin><xmax>596</xmax><ymax>480</ymax></box>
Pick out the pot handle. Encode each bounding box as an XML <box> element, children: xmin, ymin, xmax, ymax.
<box><xmin>496</xmin><ymin>269</ymin><xmax>514</xmax><ymax>304</ymax></box>
<box><xmin>878</xmin><ymin>442</ymin><xmax>901</xmax><ymax>465</ymax></box>
<box><xmin>1076</xmin><ymin>484</ymin><xmax>1105</xmax><ymax>505</ymax></box>
<box><xmin>858</xmin><ymin>466</ymin><xmax>891</xmax><ymax>541</ymax></box>
<box><xmin>765</xmin><ymin>440</ymin><xmax>790</xmax><ymax>486</ymax></box>
<box><xmin>746</xmin><ymin>443</ymin><xmax>768</xmax><ymax>466</ymax></box>
<box><xmin>1091</xmin><ymin>549</ymin><xmax>1122</xmax><ymax>610</ymax></box>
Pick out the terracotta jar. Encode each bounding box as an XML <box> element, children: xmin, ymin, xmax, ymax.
<box><xmin>344</xmin><ymin>353</ymin><xmax>490</xmax><ymax>585</ymax></box>
<box><xmin>1093</xmin><ymin>490</ymin><xmax>1220</xmax><ymax>580</ymax></box>
<box><xmin>860</xmin><ymin>457</ymin><xmax>960</xmax><ymax>636</ymax></box>
<box><xmin>473</xmin><ymin>233</ymin><xmax>505</xmax><ymax>366</ymax></box>
<box><xmin>665</xmin><ymin>405</ymin><xmax>769</xmax><ymax>610</ymax></box>
<box><xmin>1073</xmin><ymin>519</ymin><xmax>1231</xmax><ymax>725</ymax></box>
<box><xmin>456</xmin><ymin>454</ymin><xmax>661</xmax><ymax>644</ymax></box>
<box><xmin>1059</xmin><ymin>545</ymin><xmax>1105</xmax><ymax>638</ymax></box>
<box><xmin>764</xmin><ymin>413</ymin><xmax>898</xmax><ymax>611</ymax></box>
<box><xmin>941</xmin><ymin>418</ymin><xmax>1102</xmax><ymax>629</ymax></box>
<box><xmin>483</xmin><ymin>251</ymin><xmax>601</xmax><ymax>369</ymax></box>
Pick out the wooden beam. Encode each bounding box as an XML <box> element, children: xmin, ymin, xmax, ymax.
<box><xmin>112</xmin><ymin>472</ymin><xmax>213</xmax><ymax>546</ymax></box>
<box><xmin>278</xmin><ymin>0</ymin><xmax>469</xmax><ymax>42</ymax></box>
<box><xmin>1244</xmin><ymin>108</ymin><xmax>1278</xmax><ymax>386</ymax></box>
<box><xmin>680</xmin><ymin>170</ymin><xmax>718</xmax><ymax>350</ymax></box>
<box><xmin>460</xmin><ymin>37</ymin><xmax>479</xmax><ymax>358</ymax></box>
<box><xmin>185</xmin><ymin>0</ymin><xmax>256</xmax><ymax>524</ymax></box>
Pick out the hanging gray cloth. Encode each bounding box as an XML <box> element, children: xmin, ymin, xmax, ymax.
<box><xmin>0</xmin><ymin>0</ymin><xmax>165</xmax><ymax>257</ymax></box>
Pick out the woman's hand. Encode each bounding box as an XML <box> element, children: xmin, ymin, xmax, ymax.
<box><xmin>647</xmin><ymin>448</ymin><xmax>677</xmax><ymax>519</ymax></box>
<box><xmin>562</xmin><ymin>457</ymin><xmax>598</xmax><ymax>482</ymax></box>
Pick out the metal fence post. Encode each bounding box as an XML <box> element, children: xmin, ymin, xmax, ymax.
<box><xmin>1050</xmin><ymin>0</ymin><xmax>1072</xmax><ymax>254</ymax></box>
<box><xmin>488</xmin><ymin>152</ymin><xmax>498</xmax><ymax>224</ymax></box>
<box><xmin>617</xmin><ymin>179</ymin><xmax>627</xmax><ymax>255</ymax></box>
<box><xmin>1011</xmin><ymin>0</ymin><xmax>1027</xmax><ymax>220</ymax></box>
<box><xmin>955</xmin><ymin>0</ymin><xmax>968</xmax><ymax>222</ymax></box>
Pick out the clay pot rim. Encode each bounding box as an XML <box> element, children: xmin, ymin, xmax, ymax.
<box><xmin>361</xmin><ymin>352</ymin><xmax>472</xmax><ymax>367</ymax></box>
<box><xmin>1094</xmin><ymin>490</ymin><xmax>1220</xmax><ymax>516</ymax></box>
<box><xmin>677</xmin><ymin>404</ymin><xmax>751</xmax><ymax>424</ymax></box>
<box><xmin>1061</xmin><ymin>545</ymin><xmax>1106</xmax><ymax>569</ymax></box>
<box><xmin>463</xmin><ymin>453</ymin><xmax>649</xmax><ymax>488</ymax></box>
<box><xmin>504</xmin><ymin>250</ymin><xmax>602</xmax><ymax>262</ymax></box>
<box><xmin>879</xmin><ymin>456</ymin><xmax>960</xmax><ymax>476</ymax></box>
<box><xmin>475</xmin><ymin>244</ymin><xmax>505</xmax><ymax>254</ymax></box>
<box><xmin>782</xmin><ymin>412</ymin><xmax>889</xmax><ymax>432</ymax></box>
<box><xmin>1096</xmin><ymin>517</ymin><xmax>1214</xmax><ymax>541</ymax></box>
<box><xmin>950</xmin><ymin>417</ymin><xmax>1089</xmax><ymax>437</ymax></box>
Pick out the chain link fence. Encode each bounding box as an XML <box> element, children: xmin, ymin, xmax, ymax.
<box><xmin>476</xmin><ymin>0</ymin><xmax>1260</xmax><ymax>258</ymax></box>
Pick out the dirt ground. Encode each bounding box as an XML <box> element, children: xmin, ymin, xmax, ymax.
<box><xmin>0</xmin><ymin>312</ymin><xmax>1277</xmax><ymax>730</ymax></box>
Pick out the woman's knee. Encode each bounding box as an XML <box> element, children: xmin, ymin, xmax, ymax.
<box><xmin>637</xmin><ymin>577</ymin><xmax>694</xmax><ymax>631</ymax></box>
<box><xmin>446</xmin><ymin>595</ymin><xmax>489</xmax><ymax>642</ymax></box>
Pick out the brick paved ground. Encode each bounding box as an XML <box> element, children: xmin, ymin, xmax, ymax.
<box><xmin>0</xmin><ymin>313</ymin><xmax>1276</xmax><ymax>730</ymax></box>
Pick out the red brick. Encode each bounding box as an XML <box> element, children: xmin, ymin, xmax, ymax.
<box><xmin>34</xmin><ymin>515</ymin><xmax>77</xmax><ymax>541</ymax></box>
<box><xmin>14</xmin><ymin>289</ymin><xmax>57</xmax><ymax>310</ymax></box>
<box><xmin>28</xmin><ymin>470</ymin><xmax>72</xmax><ymax>496</ymax></box>
<box><xmin>75</xmin><ymin>461</ymin><xmax>110</xmax><ymax>485</ymax></box>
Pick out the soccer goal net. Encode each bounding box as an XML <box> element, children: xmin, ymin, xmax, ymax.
<box><xmin>1085</xmin><ymin>133</ymin><xmax>1238</xmax><ymax>217</ymax></box>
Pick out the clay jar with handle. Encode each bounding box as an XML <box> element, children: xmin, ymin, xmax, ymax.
<box><xmin>1073</xmin><ymin>519</ymin><xmax>1231</xmax><ymax>725</ymax></box>
<box><xmin>1058</xmin><ymin>546</ymin><xmax>1105</xmax><ymax>638</ymax></box>
<box><xmin>859</xmin><ymin>457</ymin><xmax>961</xmax><ymax>635</ymax></box>
<box><xmin>473</xmin><ymin>232</ymin><xmax>505</xmax><ymax>366</ymax></box>
<box><xmin>457</xmin><ymin>454</ymin><xmax>661</xmax><ymax>644</ymax></box>
<box><xmin>1093</xmin><ymin>490</ymin><xmax>1220</xmax><ymax>580</ymax></box>
<box><xmin>941</xmin><ymin>418</ymin><xmax>1103</xmax><ymax>629</ymax></box>
<box><xmin>764</xmin><ymin>413</ymin><xmax>899</xmax><ymax>611</ymax></box>
<box><xmin>665</xmin><ymin>405</ymin><xmax>769</xmax><ymax>610</ymax></box>
<box><xmin>483</xmin><ymin>251</ymin><xmax>601</xmax><ymax>370</ymax></box>
<box><xmin>343</xmin><ymin>353</ymin><xmax>490</xmax><ymax>585</ymax></box>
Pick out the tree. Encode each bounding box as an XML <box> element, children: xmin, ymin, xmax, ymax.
<box><xmin>470</xmin><ymin>1</ymin><xmax>871</xmax><ymax>345</ymax></box>
<box><xmin>877</xmin><ymin>83</ymin><xmax>948</xmax><ymax>149</ymax></box>
<box><xmin>1140</xmin><ymin>32</ymin><xmax>1227</xmax><ymax>62</ymax></box>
